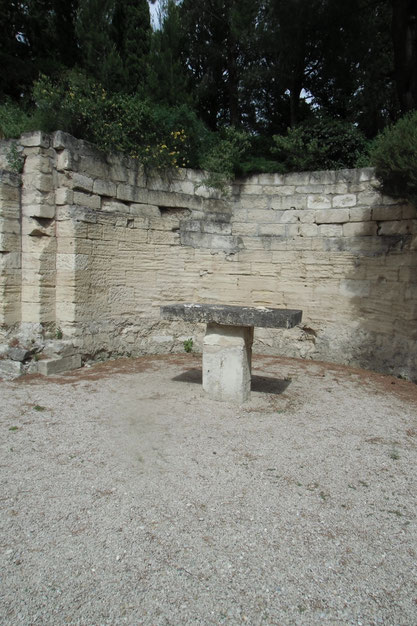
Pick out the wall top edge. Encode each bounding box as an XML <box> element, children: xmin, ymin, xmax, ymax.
<box><xmin>1</xmin><ymin>130</ymin><xmax>375</xmax><ymax>187</ymax></box>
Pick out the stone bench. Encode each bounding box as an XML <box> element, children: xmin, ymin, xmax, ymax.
<box><xmin>161</xmin><ymin>303</ymin><xmax>302</xmax><ymax>403</ymax></box>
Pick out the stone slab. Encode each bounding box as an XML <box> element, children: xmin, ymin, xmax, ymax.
<box><xmin>37</xmin><ymin>354</ymin><xmax>82</xmax><ymax>376</ymax></box>
<box><xmin>161</xmin><ymin>303</ymin><xmax>302</xmax><ymax>329</ymax></box>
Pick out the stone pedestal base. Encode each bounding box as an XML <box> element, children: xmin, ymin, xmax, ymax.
<box><xmin>203</xmin><ymin>322</ymin><xmax>254</xmax><ymax>403</ymax></box>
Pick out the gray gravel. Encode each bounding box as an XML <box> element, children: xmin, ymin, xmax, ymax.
<box><xmin>1</xmin><ymin>354</ymin><xmax>416</xmax><ymax>625</ymax></box>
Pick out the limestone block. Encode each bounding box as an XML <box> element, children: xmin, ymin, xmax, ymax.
<box><xmin>72</xmin><ymin>173</ymin><xmax>94</xmax><ymax>193</ymax></box>
<box><xmin>21</xmin><ymin>301</ymin><xmax>55</xmax><ymax>323</ymax></box>
<box><xmin>343</xmin><ymin>221</ymin><xmax>377</xmax><ymax>237</ymax></box>
<box><xmin>349</xmin><ymin>207</ymin><xmax>372</xmax><ymax>222</ymax></box>
<box><xmin>339</xmin><ymin>279</ymin><xmax>371</xmax><ymax>297</ymax></box>
<box><xmin>129</xmin><ymin>203</ymin><xmax>160</xmax><ymax>218</ymax></box>
<box><xmin>281</xmin><ymin>195</ymin><xmax>308</xmax><ymax>210</ymax></box>
<box><xmin>315</xmin><ymin>209</ymin><xmax>349</xmax><ymax>224</ymax></box>
<box><xmin>240</xmin><ymin>184</ymin><xmax>264</xmax><ymax>195</ymax></box>
<box><xmin>358</xmin><ymin>168</ymin><xmax>375</xmax><ymax>181</ymax></box>
<box><xmin>296</xmin><ymin>185</ymin><xmax>325</xmax><ymax>194</ymax></box>
<box><xmin>56</xmin><ymin>253</ymin><xmax>89</xmax><ymax>270</ymax></box>
<box><xmin>377</xmin><ymin>220</ymin><xmax>413</xmax><ymax>236</ymax></box>
<box><xmin>401</xmin><ymin>204</ymin><xmax>416</xmax><ymax>219</ymax></box>
<box><xmin>55</xmin><ymin>187</ymin><xmax>74</xmax><ymax>205</ymax></box>
<box><xmin>282</xmin><ymin>172</ymin><xmax>310</xmax><ymax>185</ymax></box>
<box><xmin>79</xmin><ymin>156</ymin><xmax>109</xmax><ymax>179</ymax></box>
<box><xmin>25</xmin><ymin>204</ymin><xmax>55</xmax><ymax>219</ymax></box>
<box><xmin>333</xmin><ymin>194</ymin><xmax>357</xmax><ymax>208</ymax></box>
<box><xmin>101</xmin><ymin>199</ymin><xmax>129</xmax><ymax>213</ymax></box>
<box><xmin>24</xmin><ymin>155</ymin><xmax>52</xmax><ymax>174</ymax></box>
<box><xmin>147</xmin><ymin>229</ymin><xmax>179</xmax><ymax>245</ymax></box>
<box><xmin>0</xmin><ymin>218</ymin><xmax>20</xmax><ymax>234</ymax></box>
<box><xmin>203</xmin><ymin>323</ymin><xmax>253</xmax><ymax>403</ymax></box>
<box><xmin>231</xmin><ymin>222</ymin><xmax>258</xmax><ymax>236</ymax></box>
<box><xmin>258</xmin><ymin>224</ymin><xmax>286</xmax><ymax>236</ymax></box>
<box><xmin>247</xmin><ymin>209</ymin><xmax>274</xmax><ymax>223</ymax></box>
<box><xmin>326</xmin><ymin>183</ymin><xmax>349</xmax><ymax>194</ymax></box>
<box><xmin>299</xmin><ymin>223</ymin><xmax>318</xmax><ymax>237</ymax></box>
<box><xmin>56</xmin><ymin>150</ymin><xmax>77</xmax><ymax>171</ymax></box>
<box><xmin>0</xmin><ymin>231</ymin><xmax>20</xmax><ymax>252</ymax></box>
<box><xmin>108</xmin><ymin>161</ymin><xmax>129</xmax><ymax>182</ymax></box>
<box><xmin>117</xmin><ymin>183</ymin><xmax>136</xmax><ymax>202</ymax></box>
<box><xmin>275</xmin><ymin>210</ymin><xmax>302</xmax><ymax>224</ymax></box>
<box><xmin>93</xmin><ymin>179</ymin><xmax>116</xmax><ymax>197</ymax></box>
<box><xmin>239</xmin><ymin>196</ymin><xmax>269</xmax><ymax>210</ymax></box>
<box><xmin>319</xmin><ymin>224</ymin><xmax>343</xmax><ymax>237</ymax></box>
<box><xmin>0</xmin><ymin>251</ymin><xmax>20</xmax><ymax>269</ymax></box>
<box><xmin>298</xmin><ymin>210</ymin><xmax>316</xmax><ymax>224</ymax></box>
<box><xmin>37</xmin><ymin>354</ymin><xmax>82</xmax><ymax>376</ymax></box>
<box><xmin>87</xmin><ymin>224</ymin><xmax>103</xmax><ymax>240</ymax></box>
<box><xmin>372</xmin><ymin>206</ymin><xmax>403</xmax><ymax>221</ymax></box>
<box><xmin>263</xmin><ymin>185</ymin><xmax>295</xmax><ymax>196</ymax></box>
<box><xmin>308</xmin><ymin>195</ymin><xmax>331</xmax><ymax>209</ymax></box>
<box><xmin>356</xmin><ymin>191</ymin><xmax>382</xmax><ymax>206</ymax></box>
<box><xmin>309</xmin><ymin>171</ymin><xmax>337</xmax><ymax>184</ymax></box>
<box><xmin>73</xmin><ymin>192</ymin><xmax>101</xmax><ymax>210</ymax></box>
<box><xmin>0</xmin><ymin>360</ymin><xmax>24</xmax><ymax>380</ymax></box>
<box><xmin>20</xmin><ymin>131</ymin><xmax>50</xmax><ymax>148</ymax></box>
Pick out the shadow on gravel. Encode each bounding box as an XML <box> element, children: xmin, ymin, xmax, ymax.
<box><xmin>172</xmin><ymin>368</ymin><xmax>291</xmax><ymax>395</ymax></box>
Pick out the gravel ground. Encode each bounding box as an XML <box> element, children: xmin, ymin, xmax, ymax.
<box><xmin>1</xmin><ymin>354</ymin><xmax>416</xmax><ymax>626</ymax></box>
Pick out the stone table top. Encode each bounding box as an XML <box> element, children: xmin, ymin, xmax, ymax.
<box><xmin>160</xmin><ymin>303</ymin><xmax>302</xmax><ymax>328</ymax></box>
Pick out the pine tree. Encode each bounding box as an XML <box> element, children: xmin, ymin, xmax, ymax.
<box><xmin>112</xmin><ymin>0</ymin><xmax>151</xmax><ymax>93</ymax></box>
<box><xmin>76</xmin><ymin>0</ymin><xmax>124</xmax><ymax>91</ymax></box>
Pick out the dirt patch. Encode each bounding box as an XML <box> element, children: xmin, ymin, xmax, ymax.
<box><xmin>1</xmin><ymin>354</ymin><xmax>416</xmax><ymax>625</ymax></box>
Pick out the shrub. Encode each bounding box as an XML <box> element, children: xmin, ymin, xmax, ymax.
<box><xmin>369</xmin><ymin>110</ymin><xmax>417</xmax><ymax>205</ymax></box>
<box><xmin>0</xmin><ymin>100</ymin><xmax>35</xmax><ymax>138</ymax></box>
<box><xmin>32</xmin><ymin>71</ymin><xmax>207</xmax><ymax>171</ymax></box>
<box><xmin>272</xmin><ymin>116</ymin><xmax>367</xmax><ymax>172</ymax></box>
<box><xmin>200</xmin><ymin>127</ymin><xmax>251</xmax><ymax>192</ymax></box>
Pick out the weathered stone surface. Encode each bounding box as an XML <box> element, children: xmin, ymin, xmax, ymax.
<box><xmin>161</xmin><ymin>303</ymin><xmax>302</xmax><ymax>329</ymax></box>
<box><xmin>37</xmin><ymin>354</ymin><xmax>82</xmax><ymax>375</ymax></box>
<box><xmin>0</xmin><ymin>359</ymin><xmax>23</xmax><ymax>379</ymax></box>
<box><xmin>203</xmin><ymin>323</ymin><xmax>253</xmax><ymax>403</ymax></box>
<box><xmin>8</xmin><ymin>347</ymin><xmax>30</xmax><ymax>361</ymax></box>
<box><xmin>1</xmin><ymin>131</ymin><xmax>415</xmax><ymax>381</ymax></box>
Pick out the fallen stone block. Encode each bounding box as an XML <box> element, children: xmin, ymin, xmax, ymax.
<box><xmin>0</xmin><ymin>360</ymin><xmax>24</xmax><ymax>380</ymax></box>
<box><xmin>37</xmin><ymin>354</ymin><xmax>82</xmax><ymax>376</ymax></box>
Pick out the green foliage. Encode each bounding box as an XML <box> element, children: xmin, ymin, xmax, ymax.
<box><xmin>272</xmin><ymin>117</ymin><xmax>367</xmax><ymax>172</ymax></box>
<box><xmin>0</xmin><ymin>101</ymin><xmax>34</xmax><ymax>138</ymax></box>
<box><xmin>32</xmin><ymin>71</ymin><xmax>206</xmax><ymax>171</ymax></box>
<box><xmin>6</xmin><ymin>142</ymin><xmax>24</xmax><ymax>173</ymax></box>
<box><xmin>112</xmin><ymin>0</ymin><xmax>151</xmax><ymax>93</ymax></box>
<box><xmin>183</xmin><ymin>338</ymin><xmax>193</xmax><ymax>353</ymax></box>
<box><xmin>369</xmin><ymin>111</ymin><xmax>417</xmax><ymax>206</ymax></box>
<box><xmin>200</xmin><ymin>127</ymin><xmax>251</xmax><ymax>192</ymax></box>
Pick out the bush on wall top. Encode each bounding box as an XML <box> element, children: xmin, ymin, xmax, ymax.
<box><xmin>369</xmin><ymin>110</ymin><xmax>417</xmax><ymax>206</ymax></box>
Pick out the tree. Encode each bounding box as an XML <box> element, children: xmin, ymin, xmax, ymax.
<box><xmin>76</xmin><ymin>0</ymin><xmax>124</xmax><ymax>91</ymax></box>
<box><xmin>179</xmin><ymin>0</ymin><xmax>260</xmax><ymax>129</ymax></box>
<box><xmin>112</xmin><ymin>0</ymin><xmax>151</xmax><ymax>93</ymax></box>
<box><xmin>148</xmin><ymin>0</ymin><xmax>190</xmax><ymax>106</ymax></box>
<box><xmin>391</xmin><ymin>0</ymin><xmax>417</xmax><ymax>112</ymax></box>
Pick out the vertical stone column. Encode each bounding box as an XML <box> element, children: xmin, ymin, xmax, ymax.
<box><xmin>0</xmin><ymin>170</ymin><xmax>22</xmax><ymax>333</ymax></box>
<box><xmin>202</xmin><ymin>322</ymin><xmax>254</xmax><ymax>403</ymax></box>
<box><xmin>20</xmin><ymin>132</ymin><xmax>57</xmax><ymax>327</ymax></box>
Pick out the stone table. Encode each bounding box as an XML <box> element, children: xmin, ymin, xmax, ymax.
<box><xmin>161</xmin><ymin>303</ymin><xmax>302</xmax><ymax>403</ymax></box>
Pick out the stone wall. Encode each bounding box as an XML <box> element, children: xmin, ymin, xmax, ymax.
<box><xmin>0</xmin><ymin>131</ymin><xmax>416</xmax><ymax>380</ymax></box>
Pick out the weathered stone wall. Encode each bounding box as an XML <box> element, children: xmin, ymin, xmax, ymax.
<box><xmin>0</xmin><ymin>131</ymin><xmax>416</xmax><ymax>380</ymax></box>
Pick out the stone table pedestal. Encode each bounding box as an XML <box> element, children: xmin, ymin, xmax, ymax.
<box><xmin>161</xmin><ymin>303</ymin><xmax>302</xmax><ymax>403</ymax></box>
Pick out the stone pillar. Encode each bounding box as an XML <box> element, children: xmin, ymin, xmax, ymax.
<box><xmin>0</xmin><ymin>170</ymin><xmax>22</xmax><ymax>332</ymax></box>
<box><xmin>20</xmin><ymin>132</ymin><xmax>57</xmax><ymax>325</ymax></box>
<box><xmin>203</xmin><ymin>322</ymin><xmax>254</xmax><ymax>403</ymax></box>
